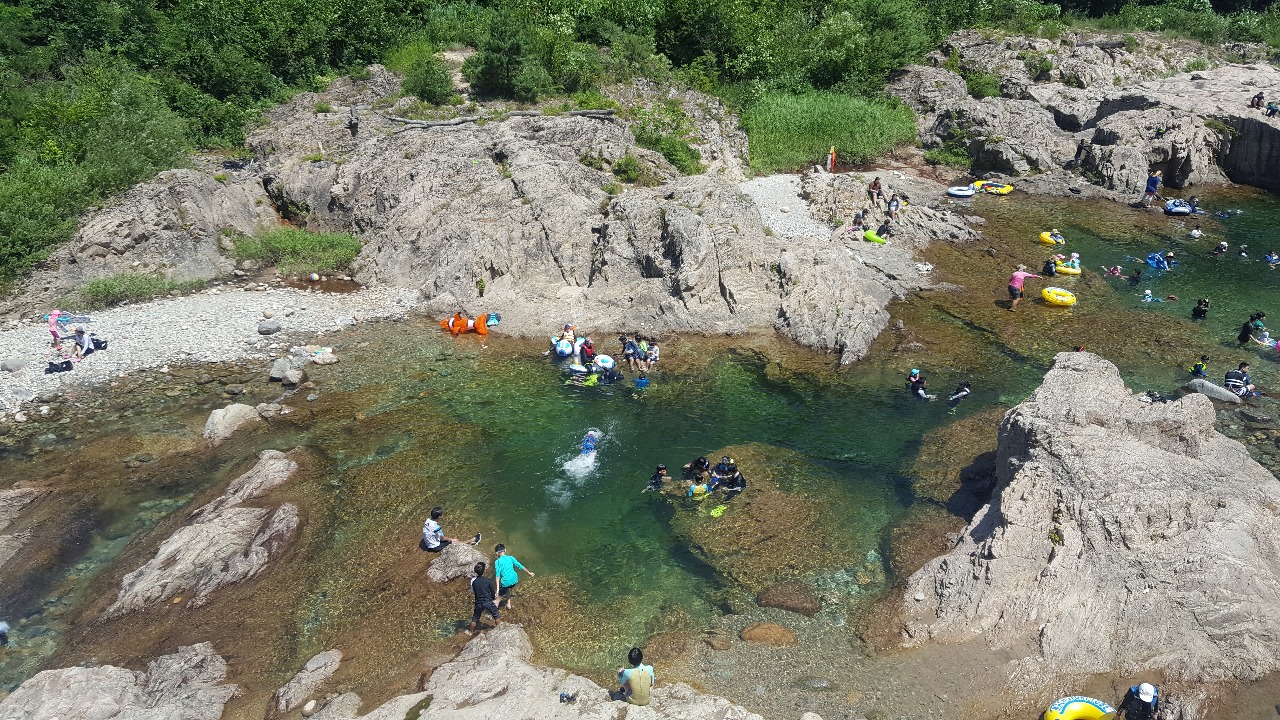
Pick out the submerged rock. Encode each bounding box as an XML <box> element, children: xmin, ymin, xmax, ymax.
<box><xmin>104</xmin><ymin>450</ymin><xmax>300</xmax><ymax>617</ymax></box>
<box><xmin>0</xmin><ymin>642</ymin><xmax>235</xmax><ymax>720</ymax></box>
<box><xmin>899</xmin><ymin>352</ymin><xmax>1280</xmax><ymax>711</ymax></box>
<box><xmin>757</xmin><ymin>582</ymin><xmax>821</xmax><ymax>617</ymax></box>
<box><xmin>740</xmin><ymin>622</ymin><xmax>798</xmax><ymax>647</ymax></box>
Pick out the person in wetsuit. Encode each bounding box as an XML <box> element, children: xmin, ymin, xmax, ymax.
<box><xmin>645</xmin><ymin>464</ymin><xmax>669</xmax><ymax>492</ymax></box>
<box><xmin>1192</xmin><ymin>298</ymin><xmax>1209</xmax><ymax>320</ymax></box>
<box><xmin>720</xmin><ymin>463</ymin><xmax>747</xmax><ymax>495</ymax></box>
<box><xmin>1041</xmin><ymin>257</ymin><xmax>1059</xmax><ymax>276</ymax></box>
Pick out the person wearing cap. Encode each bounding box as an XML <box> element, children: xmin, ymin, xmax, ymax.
<box><xmin>1212</xmin><ymin>241</ymin><xmax>1228</xmax><ymax>257</ymax></box>
<box><xmin>645</xmin><ymin>464</ymin><xmax>669</xmax><ymax>492</ymax></box>
<box><xmin>1007</xmin><ymin>265</ymin><xmax>1041</xmax><ymax>311</ymax></box>
<box><xmin>1188</xmin><ymin>355</ymin><xmax>1210</xmax><ymax>377</ymax></box>
<box><xmin>493</xmin><ymin>543</ymin><xmax>534</xmax><ymax>610</ymax></box>
<box><xmin>1062</xmin><ymin>252</ymin><xmax>1080</xmax><ymax>270</ymax></box>
<box><xmin>1048</xmin><ymin>228</ymin><xmax>1064</xmax><ymax>243</ymax></box>
<box><xmin>72</xmin><ymin>326</ymin><xmax>94</xmax><ymax>360</ymax></box>
<box><xmin>719</xmin><ymin>462</ymin><xmax>747</xmax><ymax>495</ymax></box>
<box><xmin>1116</xmin><ymin>682</ymin><xmax>1159</xmax><ymax>719</ymax></box>
<box><xmin>709</xmin><ymin>456</ymin><xmax>735</xmax><ymax>489</ymax></box>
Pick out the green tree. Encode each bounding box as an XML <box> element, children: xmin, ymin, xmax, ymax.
<box><xmin>404</xmin><ymin>53</ymin><xmax>456</xmax><ymax>104</ymax></box>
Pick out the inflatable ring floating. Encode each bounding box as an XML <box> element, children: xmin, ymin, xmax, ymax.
<box><xmin>1043</xmin><ymin>696</ymin><xmax>1115</xmax><ymax>720</ymax></box>
<box><xmin>552</xmin><ymin>337</ymin><xmax>574</xmax><ymax>356</ymax></box>
<box><xmin>1039</xmin><ymin>231</ymin><xmax>1064</xmax><ymax>245</ymax></box>
<box><xmin>864</xmin><ymin>230</ymin><xmax>887</xmax><ymax>244</ymax></box>
<box><xmin>1042</xmin><ymin>287</ymin><xmax>1077</xmax><ymax>306</ymax></box>
<box><xmin>947</xmin><ymin>185</ymin><xmax>976</xmax><ymax>198</ymax></box>
<box><xmin>977</xmin><ymin>180</ymin><xmax>1014</xmax><ymax>195</ymax></box>
<box><xmin>1055</xmin><ymin>263</ymin><xmax>1082</xmax><ymax>275</ymax></box>
<box><xmin>1165</xmin><ymin>199</ymin><xmax>1193</xmax><ymax>215</ymax></box>
<box><xmin>441</xmin><ymin>312</ymin><xmax>489</xmax><ymax>336</ymax></box>
<box><xmin>594</xmin><ymin>354</ymin><xmax>615</xmax><ymax>370</ymax></box>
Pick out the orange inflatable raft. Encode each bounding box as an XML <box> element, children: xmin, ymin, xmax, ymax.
<box><xmin>440</xmin><ymin>312</ymin><xmax>489</xmax><ymax>336</ymax></box>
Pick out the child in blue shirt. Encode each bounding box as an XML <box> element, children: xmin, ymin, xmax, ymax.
<box><xmin>493</xmin><ymin>544</ymin><xmax>535</xmax><ymax>610</ymax></box>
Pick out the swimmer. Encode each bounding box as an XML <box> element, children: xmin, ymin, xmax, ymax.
<box><xmin>1212</xmin><ymin>241</ymin><xmax>1228</xmax><ymax>256</ymax></box>
<box><xmin>1255</xmin><ymin>331</ymin><xmax>1278</xmax><ymax>349</ymax></box>
<box><xmin>1049</xmin><ymin>228</ymin><xmax>1065</xmax><ymax>243</ymax></box>
<box><xmin>1188</xmin><ymin>224</ymin><xmax>1203</xmax><ymax>239</ymax></box>
<box><xmin>1266</xmin><ymin>251</ymin><xmax>1280</xmax><ymax>267</ymax></box>
<box><xmin>1192</xmin><ymin>298</ymin><xmax>1210</xmax><ymax>320</ymax></box>
<box><xmin>1103</xmin><ymin>265</ymin><xmax>1123</xmax><ymax>277</ymax></box>
<box><xmin>1224</xmin><ymin>362</ymin><xmax>1258</xmax><ymax>397</ymax></box>
<box><xmin>1188</xmin><ymin>355</ymin><xmax>1210</xmax><ymax>378</ymax></box>
<box><xmin>1141</xmin><ymin>289</ymin><xmax>1159</xmax><ymax>303</ymax></box>
<box><xmin>1239</xmin><ymin>244</ymin><xmax>1249</xmax><ymax>258</ymax></box>
<box><xmin>644</xmin><ymin>464</ymin><xmax>669</xmax><ymax>492</ymax></box>
<box><xmin>1042</xmin><ymin>256</ymin><xmax>1059</xmax><ymax>276</ymax></box>
<box><xmin>949</xmin><ymin>380</ymin><xmax>972</xmax><ymax>402</ymax></box>
<box><xmin>682</xmin><ymin>456</ymin><xmax>711</xmax><ymax>477</ymax></box>
<box><xmin>1128</xmin><ymin>268</ymin><xmax>1142</xmax><ymax>284</ymax></box>
<box><xmin>907</xmin><ymin>368</ymin><xmax>920</xmax><ymax>385</ymax></box>
<box><xmin>910</xmin><ymin>373</ymin><xmax>937</xmax><ymax>401</ymax></box>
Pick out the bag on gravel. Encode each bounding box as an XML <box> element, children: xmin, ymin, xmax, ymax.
<box><xmin>44</xmin><ymin>360</ymin><xmax>73</xmax><ymax>374</ymax></box>
<box><xmin>91</xmin><ymin>336</ymin><xmax>108</xmax><ymax>350</ymax></box>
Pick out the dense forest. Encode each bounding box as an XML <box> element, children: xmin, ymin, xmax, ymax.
<box><xmin>1</xmin><ymin>0</ymin><xmax>1279</xmax><ymax>282</ymax></box>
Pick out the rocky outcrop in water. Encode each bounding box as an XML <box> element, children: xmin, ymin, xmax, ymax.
<box><xmin>202</xmin><ymin>402</ymin><xmax>263</xmax><ymax>445</ymax></box>
<box><xmin>305</xmin><ymin>623</ymin><xmax>779</xmax><ymax>720</ymax></box>
<box><xmin>274</xmin><ymin>649</ymin><xmax>343</xmax><ymax>713</ymax></box>
<box><xmin>0</xmin><ymin>642</ymin><xmax>235</xmax><ymax>720</ymax></box>
<box><xmin>897</xmin><ymin>352</ymin><xmax>1280</xmax><ymax>716</ymax></box>
<box><xmin>889</xmin><ymin>30</ymin><xmax>1280</xmax><ymax>194</ymax></box>
<box><xmin>104</xmin><ymin>449</ymin><xmax>300</xmax><ymax>618</ymax></box>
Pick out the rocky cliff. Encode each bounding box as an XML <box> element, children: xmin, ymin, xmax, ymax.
<box><xmin>7</xmin><ymin>66</ymin><xmax>979</xmax><ymax>363</ymax></box>
<box><xmin>897</xmin><ymin>352</ymin><xmax>1280</xmax><ymax>716</ymax></box>
<box><xmin>889</xmin><ymin>30</ymin><xmax>1280</xmax><ymax>194</ymax></box>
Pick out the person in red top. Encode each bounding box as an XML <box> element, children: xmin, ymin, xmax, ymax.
<box><xmin>1007</xmin><ymin>265</ymin><xmax>1041</xmax><ymax>311</ymax></box>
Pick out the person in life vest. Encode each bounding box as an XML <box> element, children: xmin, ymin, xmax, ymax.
<box><xmin>1224</xmin><ymin>362</ymin><xmax>1257</xmax><ymax>397</ymax></box>
<box><xmin>1116</xmin><ymin>682</ymin><xmax>1158</xmax><ymax>720</ymax></box>
<box><xmin>1188</xmin><ymin>355</ymin><xmax>1209</xmax><ymax>378</ymax></box>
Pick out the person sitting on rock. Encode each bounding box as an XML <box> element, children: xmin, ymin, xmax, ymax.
<box><xmin>621</xmin><ymin>335</ymin><xmax>640</xmax><ymax>371</ymax></box>
<box><xmin>71</xmin><ymin>326</ymin><xmax>94</xmax><ymax>360</ymax></box>
<box><xmin>709</xmin><ymin>455</ymin><xmax>734</xmax><ymax>489</ymax></box>
<box><xmin>886</xmin><ymin>193</ymin><xmax>902</xmax><ymax>220</ymax></box>
<box><xmin>682</xmin><ymin>456</ymin><xmax>711</xmax><ymax>478</ymax></box>
<box><xmin>1251</xmin><ymin>92</ymin><xmax>1265</xmax><ymax>109</ymax></box>
<box><xmin>421</xmin><ymin>506</ymin><xmax>480</xmax><ymax>552</ymax></box>
<box><xmin>867</xmin><ymin>177</ymin><xmax>885</xmax><ymax>208</ymax></box>
<box><xmin>615</xmin><ymin>647</ymin><xmax>654</xmax><ymax>706</ymax></box>
<box><xmin>1116</xmin><ymin>682</ymin><xmax>1158</xmax><ymax>720</ymax></box>
<box><xmin>686</xmin><ymin>476</ymin><xmax>711</xmax><ymax>500</ymax></box>
<box><xmin>719</xmin><ymin>462</ymin><xmax>747</xmax><ymax>496</ymax></box>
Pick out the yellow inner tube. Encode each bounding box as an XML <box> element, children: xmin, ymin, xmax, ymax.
<box><xmin>1039</xmin><ymin>231</ymin><xmax>1063</xmax><ymax>244</ymax></box>
<box><xmin>1055</xmin><ymin>263</ymin><xmax>1082</xmax><ymax>275</ymax></box>
<box><xmin>979</xmin><ymin>181</ymin><xmax>1014</xmax><ymax>195</ymax></box>
<box><xmin>1043</xmin><ymin>696</ymin><xmax>1116</xmax><ymax>720</ymax></box>
<box><xmin>1042</xmin><ymin>287</ymin><xmax>1077</xmax><ymax>306</ymax></box>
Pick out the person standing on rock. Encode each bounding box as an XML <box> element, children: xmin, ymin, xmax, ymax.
<box><xmin>467</xmin><ymin>561</ymin><xmax>501</xmax><ymax>634</ymax></box>
<box><xmin>1006</xmin><ymin>265</ymin><xmax>1041</xmax><ymax>311</ymax></box>
<box><xmin>615</xmin><ymin>647</ymin><xmax>654</xmax><ymax>706</ymax></box>
<box><xmin>1116</xmin><ymin>682</ymin><xmax>1159</xmax><ymax>720</ymax></box>
<box><xmin>1143</xmin><ymin>169</ymin><xmax>1162</xmax><ymax>206</ymax></box>
<box><xmin>493</xmin><ymin>543</ymin><xmax>534</xmax><ymax>610</ymax></box>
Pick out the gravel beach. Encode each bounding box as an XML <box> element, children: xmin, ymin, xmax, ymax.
<box><xmin>0</xmin><ymin>284</ymin><xmax>418</xmax><ymax>414</ymax></box>
<box><xmin>739</xmin><ymin>174</ymin><xmax>831</xmax><ymax>241</ymax></box>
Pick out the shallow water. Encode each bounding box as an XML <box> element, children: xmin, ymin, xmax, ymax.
<box><xmin>2</xmin><ymin>185</ymin><xmax>1280</xmax><ymax>717</ymax></box>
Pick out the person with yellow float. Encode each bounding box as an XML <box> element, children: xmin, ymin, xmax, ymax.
<box><xmin>1042</xmin><ymin>681</ymin><xmax>1159</xmax><ymax>720</ymax></box>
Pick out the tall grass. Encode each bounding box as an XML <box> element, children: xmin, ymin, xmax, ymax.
<box><xmin>741</xmin><ymin>92</ymin><xmax>917</xmax><ymax>174</ymax></box>
<box><xmin>233</xmin><ymin>228</ymin><xmax>362</xmax><ymax>275</ymax></box>
<box><xmin>80</xmin><ymin>274</ymin><xmax>206</xmax><ymax>308</ymax></box>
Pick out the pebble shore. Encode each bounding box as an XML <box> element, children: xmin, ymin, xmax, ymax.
<box><xmin>0</xmin><ymin>284</ymin><xmax>418</xmax><ymax>415</ymax></box>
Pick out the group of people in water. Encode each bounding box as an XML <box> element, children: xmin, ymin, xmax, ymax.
<box><xmin>644</xmin><ymin>455</ymin><xmax>748</xmax><ymax>499</ymax></box>
<box><xmin>551</xmin><ymin>325</ymin><xmax>657</xmax><ymax>390</ymax></box>
<box><xmin>906</xmin><ymin>367</ymin><xmax>971</xmax><ymax>403</ymax></box>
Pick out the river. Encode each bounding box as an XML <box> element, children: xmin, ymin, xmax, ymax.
<box><xmin>2</xmin><ymin>186</ymin><xmax>1279</xmax><ymax>719</ymax></box>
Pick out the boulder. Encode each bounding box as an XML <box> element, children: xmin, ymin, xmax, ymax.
<box><xmin>274</xmin><ymin>649</ymin><xmax>343</xmax><ymax>712</ymax></box>
<box><xmin>900</xmin><ymin>352</ymin><xmax>1280</xmax><ymax>701</ymax></box>
<box><xmin>282</xmin><ymin>368</ymin><xmax>309</xmax><ymax>387</ymax></box>
<box><xmin>740</xmin><ymin>622</ymin><xmax>797</xmax><ymax>647</ymax></box>
<box><xmin>202</xmin><ymin>403</ymin><xmax>263</xmax><ymax>445</ymax></box>
<box><xmin>757</xmin><ymin>582</ymin><xmax>821</xmax><ymax>617</ymax></box>
<box><xmin>311</xmin><ymin>351</ymin><xmax>339</xmax><ymax>365</ymax></box>
<box><xmin>1</xmin><ymin>358</ymin><xmax>26</xmax><ymax>373</ymax></box>
<box><xmin>269</xmin><ymin>358</ymin><xmax>290</xmax><ymax>380</ymax></box>
<box><xmin>258</xmin><ymin>320</ymin><xmax>283</xmax><ymax>335</ymax></box>
<box><xmin>1183</xmin><ymin>378</ymin><xmax>1241</xmax><ymax>404</ymax></box>
<box><xmin>426</xmin><ymin>542</ymin><xmax>488</xmax><ymax>583</ymax></box>
<box><xmin>104</xmin><ymin>450</ymin><xmax>300</xmax><ymax>617</ymax></box>
<box><xmin>0</xmin><ymin>642</ymin><xmax>235</xmax><ymax>720</ymax></box>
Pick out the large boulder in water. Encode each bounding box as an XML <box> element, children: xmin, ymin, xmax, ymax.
<box><xmin>0</xmin><ymin>642</ymin><xmax>235</xmax><ymax>720</ymax></box>
<box><xmin>897</xmin><ymin>352</ymin><xmax>1280</xmax><ymax>715</ymax></box>
<box><xmin>202</xmin><ymin>403</ymin><xmax>262</xmax><ymax>445</ymax></box>
<box><xmin>1183</xmin><ymin>378</ymin><xmax>1241</xmax><ymax>404</ymax></box>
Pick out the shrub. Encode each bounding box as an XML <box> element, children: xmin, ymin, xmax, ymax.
<box><xmin>1022</xmin><ymin>51</ymin><xmax>1054</xmax><ymax>81</ymax></box>
<box><xmin>635</xmin><ymin>131</ymin><xmax>703</xmax><ymax>175</ymax></box>
<box><xmin>513</xmin><ymin>61</ymin><xmax>555</xmax><ymax>102</ymax></box>
<box><xmin>1184</xmin><ymin>58</ymin><xmax>1210</xmax><ymax>72</ymax></box>
<box><xmin>213</xmin><ymin>173</ymin><xmax>228</xmax><ymax>183</ymax></box>
<box><xmin>740</xmin><ymin>92</ymin><xmax>918</xmax><ymax>173</ymax></box>
<box><xmin>80</xmin><ymin>274</ymin><xmax>206</xmax><ymax>308</ymax></box>
<box><xmin>404</xmin><ymin>54</ymin><xmax>456</xmax><ymax>104</ymax></box>
<box><xmin>233</xmin><ymin>228</ymin><xmax>362</xmax><ymax>274</ymax></box>
<box><xmin>962</xmin><ymin>70</ymin><xmax>1002</xmax><ymax>99</ymax></box>
<box><xmin>611</xmin><ymin>154</ymin><xmax>644</xmax><ymax>183</ymax></box>
<box><xmin>924</xmin><ymin>146</ymin><xmax>972</xmax><ymax>168</ymax></box>
<box><xmin>314</xmin><ymin>101</ymin><xmax>332</xmax><ymax>113</ymax></box>
<box><xmin>572</xmin><ymin>90</ymin><xmax>620</xmax><ymax>111</ymax></box>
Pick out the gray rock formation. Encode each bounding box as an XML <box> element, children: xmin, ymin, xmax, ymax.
<box><xmin>308</xmin><ymin>624</ymin><xmax>778</xmax><ymax>720</ymax></box>
<box><xmin>104</xmin><ymin>450</ymin><xmax>299</xmax><ymax>617</ymax></box>
<box><xmin>202</xmin><ymin>402</ymin><xmax>263</xmax><ymax>445</ymax></box>
<box><xmin>426</xmin><ymin>541</ymin><xmax>488</xmax><ymax>583</ymax></box>
<box><xmin>899</xmin><ymin>352</ymin><xmax>1280</xmax><ymax>712</ymax></box>
<box><xmin>0</xmin><ymin>642</ymin><xmax>235</xmax><ymax>720</ymax></box>
<box><xmin>6</xmin><ymin>169</ymin><xmax>277</xmax><ymax>311</ymax></box>
<box><xmin>888</xmin><ymin>30</ymin><xmax>1280</xmax><ymax>193</ymax></box>
<box><xmin>274</xmin><ymin>649</ymin><xmax>343</xmax><ymax>712</ymax></box>
<box><xmin>1184</xmin><ymin>378</ymin><xmax>1241</xmax><ymax>404</ymax></box>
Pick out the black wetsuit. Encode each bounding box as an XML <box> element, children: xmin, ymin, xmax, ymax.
<box><xmin>647</xmin><ymin>472</ymin><xmax>666</xmax><ymax>491</ymax></box>
<box><xmin>1042</xmin><ymin>259</ymin><xmax>1058</xmax><ymax>276</ymax></box>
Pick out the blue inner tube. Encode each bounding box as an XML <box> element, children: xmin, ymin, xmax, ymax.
<box><xmin>594</xmin><ymin>355</ymin><xmax>615</xmax><ymax>370</ymax></box>
<box><xmin>555</xmin><ymin>339</ymin><xmax>574</xmax><ymax>356</ymax></box>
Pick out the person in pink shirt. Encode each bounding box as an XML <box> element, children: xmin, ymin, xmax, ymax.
<box><xmin>1007</xmin><ymin>265</ymin><xmax>1041</xmax><ymax>311</ymax></box>
<box><xmin>47</xmin><ymin>309</ymin><xmax>62</xmax><ymax>349</ymax></box>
